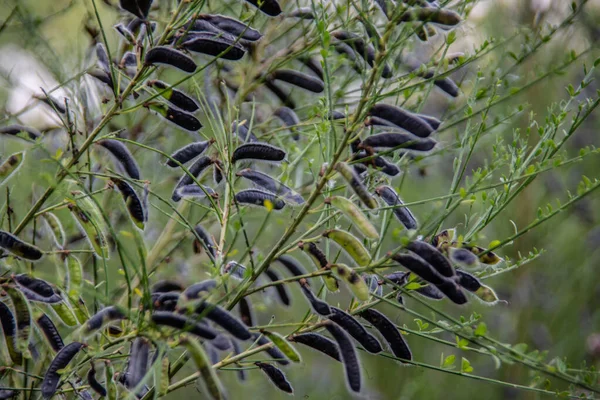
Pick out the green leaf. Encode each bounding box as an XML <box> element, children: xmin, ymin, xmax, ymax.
<box><xmin>461</xmin><ymin>357</ymin><xmax>474</xmax><ymax>373</ymax></box>
<box><xmin>474</xmin><ymin>322</ymin><xmax>487</xmax><ymax>337</ymax></box>
<box><xmin>442</xmin><ymin>355</ymin><xmax>456</xmax><ymax>369</ymax></box>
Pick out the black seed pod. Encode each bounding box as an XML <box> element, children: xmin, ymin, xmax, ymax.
<box><xmin>298</xmin><ymin>242</ymin><xmax>328</xmax><ymax>268</ymax></box>
<box><xmin>361</xmin><ymin>132</ymin><xmax>436</xmax><ymax>152</ymax></box>
<box><xmin>406</xmin><ymin>241</ymin><xmax>455</xmax><ymax>277</ymax></box>
<box><xmin>0</xmin><ymin>301</ymin><xmax>22</xmax><ymax>364</ymax></box>
<box><xmin>176</xmin><ymin>184</ymin><xmax>216</xmax><ymax>199</ymax></box>
<box><xmin>148</xmin><ymin>80</ymin><xmax>200</xmax><ymax>112</ymax></box>
<box><xmin>210</xmin><ymin>333</ymin><xmax>232</xmax><ymax>351</ymax></box>
<box><xmin>264</xmin><ymin>80</ymin><xmax>296</xmax><ymax>109</ymax></box>
<box><xmin>455</xmin><ymin>270</ymin><xmax>482</xmax><ymax>292</ymax></box>
<box><xmin>84</xmin><ymin>306</ymin><xmax>127</xmax><ymax>335</ymax></box>
<box><xmin>13</xmin><ymin>274</ymin><xmax>61</xmax><ymax>303</ymax></box>
<box><xmin>298</xmin><ymin>279</ymin><xmax>331</xmax><ymax>316</ymax></box>
<box><xmin>268</xmin><ymin>69</ymin><xmax>324</xmax><ymax>93</ymax></box>
<box><xmin>87</xmin><ymin>364</ymin><xmax>107</xmax><ymax>397</ymax></box>
<box><xmin>238</xmin><ymin>296</ymin><xmax>254</xmax><ymax>327</ymax></box>
<box><xmin>359</xmin><ymin>308</ymin><xmax>412</xmax><ymax>360</ymax></box>
<box><xmin>435</xmin><ymin>280</ymin><xmax>468</xmax><ymax>305</ymax></box>
<box><xmin>299</xmin><ymin>56</ymin><xmax>324</xmax><ymax>79</ymax></box>
<box><xmin>232</xmin><ymin>121</ymin><xmax>257</xmax><ymax>142</ymax></box>
<box><xmin>368</xmin><ymin>104</ymin><xmax>434</xmax><ymax>138</ymax></box>
<box><xmin>276</xmin><ymin>255</ymin><xmax>308</xmax><ymax>277</ymax></box>
<box><xmin>194</xmin><ymin>301</ymin><xmax>252</xmax><ymax>340</ymax></box>
<box><xmin>111</xmin><ymin>178</ymin><xmax>146</xmax><ymax>228</ymax></box>
<box><xmin>154</xmin><ymin>292</ymin><xmax>179</xmax><ymax>311</ymax></box>
<box><xmin>236</xmin><ymin>169</ymin><xmax>304</xmax><ymax>205</ymax></box>
<box><xmin>0</xmin><ymin>390</ymin><xmax>14</xmax><ymax>400</ymax></box>
<box><xmin>235</xmin><ymin>189</ymin><xmax>285</xmax><ymax>210</ymax></box>
<box><xmin>89</xmin><ymin>70</ymin><xmax>114</xmax><ymax>89</ymax></box>
<box><xmin>97</xmin><ymin>140</ymin><xmax>140</xmax><ymax>180</ymax></box>
<box><xmin>152</xmin><ymin>280</ymin><xmax>184</xmax><ymax>293</ymax></box>
<box><xmin>416</xmin><ymin>284</ymin><xmax>445</xmax><ymax>300</ymax></box>
<box><xmin>449</xmin><ymin>247</ymin><xmax>479</xmax><ymax>267</ymax></box>
<box><xmin>252</xmin><ymin>333</ymin><xmax>289</xmax><ymax>365</ymax></box>
<box><xmin>172</xmin><ymin>156</ymin><xmax>214</xmax><ymax>201</ymax></box>
<box><xmin>144</xmin><ymin>46</ymin><xmax>197</xmax><ymax>73</ymax></box>
<box><xmin>0</xmin><ymin>124</ymin><xmax>41</xmax><ymax>140</ymax></box>
<box><xmin>365</xmin><ymin>116</ymin><xmax>397</xmax><ymax>128</ymax></box>
<box><xmin>331</xmin><ymin>31</ymin><xmax>392</xmax><ymax>78</ymax></box>
<box><xmin>151</xmin><ymin>104</ymin><xmax>203</xmax><ymax>131</ymax></box>
<box><xmin>273</xmin><ymin>107</ymin><xmax>300</xmax><ymax>140</ymax></box>
<box><xmin>324</xmin><ymin>322</ymin><xmax>361</xmax><ymax>393</ymax></box>
<box><xmin>95</xmin><ymin>43</ymin><xmax>110</xmax><ymax>73</ymax></box>
<box><xmin>213</xmin><ymin>160</ymin><xmax>224</xmax><ymax>184</ymax></box>
<box><xmin>416</xmin><ymin>113</ymin><xmax>441</xmax><ymax>130</ymax></box>
<box><xmin>289</xmin><ymin>333</ymin><xmax>341</xmax><ymax>361</ymax></box>
<box><xmin>193</xmin><ymin>225</ymin><xmax>217</xmax><ymax>260</ymax></box>
<box><xmin>182</xmin><ymin>32</ymin><xmax>246</xmax><ymax>60</ymax></box>
<box><xmin>36</xmin><ymin>315</ymin><xmax>64</xmax><ymax>352</ymax></box>
<box><xmin>198</xmin><ymin>14</ymin><xmax>262</xmax><ymax>41</ymax></box>
<box><xmin>119</xmin><ymin>0</ymin><xmax>152</xmax><ymax>19</ymax></box>
<box><xmin>255</xmin><ymin>362</ymin><xmax>293</xmax><ymax>393</ymax></box>
<box><xmin>334</xmin><ymin>162</ymin><xmax>378</xmax><ymax>209</ymax></box>
<box><xmin>123</xmin><ymin>337</ymin><xmax>150</xmax><ymax>390</ymax></box>
<box><xmin>375</xmin><ymin>185</ymin><xmax>418</xmax><ymax>230</ymax></box>
<box><xmin>352</xmin><ymin>151</ymin><xmax>400</xmax><ymax>176</ymax></box>
<box><xmin>288</xmin><ymin>7</ymin><xmax>315</xmax><ymax>19</ymax></box>
<box><xmin>231</xmin><ymin>142</ymin><xmax>286</xmax><ymax>164</ymax></box>
<box><xmin>41</xmin><ymin>342</ymin><xmax>85</xmax><ymax>398</ymax></box>
<box><xmin>181</xmin><ymin>279</ymin><xmax>217</xmax><ymax>301</ymax></box>
<box><xmin>328</xmin><ymin>307</ymin><xmax>382</xmax><ymax>354</ymax></box>
<box><xmin>0</xmin><ymin>230</ymin><xmax>43</xmax><ymax>260</ymax></box>
<box><xmin>390</xmin><ymin>253</ymin><xmax>446</xmax><ymax>285</ymax></box>
<box><xmin>243</xmin><ymin>0</ymin><xmax>282</xmax><ymax>16</ymax></box>
<box><xmin>151</xmin><ymin>311</ymin><xmax>218</xmax><ymax>339</ymax></box>
<box><xmin>264</xmin><ymin>268</ymin><xmax>290</xmax><ymax>306</ymax></box>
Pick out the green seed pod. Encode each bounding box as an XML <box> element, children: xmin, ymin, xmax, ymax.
<box><xmin>157</xmin><ymin>356</ymin><xmax>170</xmax><ymax>396</ymax></box>
<box><xmin>298</xmin><ymin>242</ymin><xmax>339</xmax><ymax>292</ymax></box>
<box><xmin>0</xmin><ymin>230</ymin><xmax>43</xmax><ymax>260</ymax></box>
<box><xmin>472</xmin><ymin>284</ymin><xmax>501</xmax><ymax>305</ymax></box>
<box><xmin>0</xmin><ymin>152</ymin><xmax>24</xmax><ymax>183</ymax></box>
<box><xmin>3</xmin><ymin>285</ymin><xmax>31</xmax><ymax>354</ymax></box>
<box><xmin>68</xmin><ymin>196</ymin><xmax>109</xmax><ymax>260</ymax></box>
<box><xmin>51</xmin><ymin>294</ymin><xmax>79</xmax><ymax>326</ymax></box>
<box><xmin>252</xmin><ymin>333</ymin><xmax>290</xmax><ymax>365</ymax></box>
<box><xmin>68</xmin><ymin>295</ymin><xmax>90</xmax><ymax>324</ymax></box>
<box><xmin>65</xmin><ymin>255</ymin><xmax>83</xmax><ymax>298</ymax></box>
<box><xmin>180</xmin><ymin>336</ymin><xmax>226</xmax><ymax>400</ymax></box>
<box><xmin>325</xmin><ymin>196</ymin><xmax>379</xmax><ymax>239</ymax></box>
<box><xmin>261</xmin><ymin>330</ymin><xmax>301</xmax><ymax>363</ymax></box>
<box><xmin>41</xmin><ymin>212</ymin><xmax>65</xmax><ymax>248</ymax></box>
<box><xmin>332</xmin><ymin>263</ymin><xmax>369</xmax><ymax>301</ymax></box>
<box><xmin>105</xmin><ymin>361</ymin><xmax>118</xmax><ymax>400</ymax></box>
<box><xmin>0</xmin><ymin>300</ymin><xmax>23</xmax><ymax>364</ymax></box>
<box><xmin>323</xmin><ymin>229</ymin><xmax>371</xmax><ymax>267</ymax></box>
<box><xmin>334</xmin><ymin>162</ymin><xmax>378</xmax><ymax>209</ymax></box>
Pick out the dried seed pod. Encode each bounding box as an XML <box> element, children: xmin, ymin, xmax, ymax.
<box><xmin>235</xmin><ymin>189</ymin><xmax>285</xmax><ymax>210</ymax></box>
<box><xmin>0</xmin><ymin>152</ymin><xmax>24</xmax><ymax>182</ymax></box>
<box><xmin>119</xmin><ymin>0</ymin><xmax>152</xmax><ymax>19</ymax></box>
<box><xmin>325</xmin><ymin>196</ymin><xmax>379</xmax><ymax>239</ymax></box>
<box><xmin>182</xmin><ymin>32</ymin><xmax>246</xmax><ymax>60</ymax></box>
<box><xmin>3</xmin><ymin>286</ymin><xmax>31</xmax><ymax>353</ymax></box>
<box><xmin>144</xmin><ymin>46</ymin><xmax>197</xmax><ymax>73</ymax></box>
<box><xmin>0</xmin><ymin>301</ymin><xmax>23</xmax><ymax>364</ymax></box>
<box><xmin>210</xmin><ymin>333</ymin><xmax>232</xmax><ymax>351</ymax></box>
<box><xmin>41</xmin><ymin>342</ymin><xmax>85</xmax><ymax>398</ymax></box>
<box><xmin>331</xmin><ymin>31</ymin><xmax>392</xmax><ymax>78</ymax></box>
<box><xmin>458</xmin><ymin>244</ymin><xmax>503</xmax><ymax>265</ymax></box>
<box><xmin>111</xmin><ymin>178</ymin><xmax>146</xmax><ymax>229</ymax></box>
<box><xmin>416</xmin><ymin>113</ymin><xmax>441</xmax><ymax>130</ymax></box>
<box><xmin>68</xmin><ymin>202</ymin><xmax>109</xmax><ymax>260</ymax></box>
<box><xmin>323</xmin><ymin>229</ymin><xmax>371</xmax><ymax>267</ymax></box>
<box><xmin>0</xmin><ymin>230</ymin><xmax>43</xmax><ymax>260</ymax></box>
<box><xmin>194</xmin><ymin>301</ymin><xmax>252</xmax><ymax>340</ymax></box>
<box><xmin>268</xmin><ymin>69</ymin><xmax>324</xmax><ymax>93</ymax></box>
<box><xmin>361</xmin><ymin>132</ymin><xmax>436</xmax><ymax>152</ymax></box>
<box><xmin>238</xmin><ymin>296</ymin><xmax>254</xmax><ymax>327</ymax></box>
<box><xmin>289</xmin><ymin>333</ymin><xmax>341</xmax><ymax>361</ymax></box>
<box><xmin>0</xmin><ymin>124</ymin><xmax>41</xmax><ymax>140</ymax></box>
<box><xmin>375</xmin><ymin>185</ymin><xmax>418</xmax><ymax>230</ymax></box>
<box><xmin>400</xmin><ymin>8</ymin><xmax>461</xmax><ymax>26</ymax></box>
<box><xmin>448</xmin><ymin>247</ymin><xmax>479</xmax><ymax>269</ymax></box>
<box><xmin>97</xmin><ymin>139</ymin><xmax>140</xmax><ymax>180</ymax></box>
<box><xmin>255</xmin><ymin>362</ymin><xmax>293</xmax><ymax>394</ymax></box>
<box><xmin>213</xmin><ymin>160</ymin><xmax>224</xmax><ymax>185</ymax></box>
<box><xmin>243</xmin><ymin>0</ymin><xmax>282</xmax><ymax>16</ymax></box>
<box><xmin>172</xmin><ymin>156</ymin><xmax>214</xmax><ymax>201</ymax></box>
<box><xmin>299</xmin><ymin>56</ymin><xmax>324</xmax><ymax>79</ymax></box>
<box><xmin>221</xmin><ymin>261</ymin><xmax>247</xmax><ymax>280</ymax></box>
<box><xmin>167</xmin><ymin>141</ymin><xmax>212</xmax><ymax>168</ymax></box>
<box><xmin>147</xmin><ymin>102</ymin><xmax>203</xmax><ymax>131</ymax></box>
<box><xmin>276</xmin><ymin>255</ymin><xmax>308</xmax><ymax>277</ymax></box>
<box><xmin>472</xmin><ymin>284</ymin><xmax>500</xmax><ymax>305</ymax></box>
<box><xmin>352</xmin><ymin>151</ymin><xmax>400</xmax><ymax>176</ymax></box>
<box><xmin>151</xmin><ymin>311</ymin><xmax>218</xmax><ymax>339</ymax></box>
<box><xmin>334</xmin><ymin>162</ymin><xmax>378</xmax><ymax>209</ymax></box>
<box><xmin>390</xmin><ymin>252</ymin><xmax>446</xmax><ymax>286</ymax></box>
<box><xmin>232</xmin><ymin>120</ymin><xmax>257</xmax><ymax>142</ymax></box>
<box><xmin>83</xmin><ymin>306</ymin><xmax>126</xmax><ymax>335</ymax></box>
<box><xmin>455</xmin><ymin>270</ymin><xmax>481</xmax><ymax>292</ymax></box>
<box><xmin>198</xmin><ymin>14</ymin><xmax>262</xmax><ymax>41</ymax></box>
<box><xmin>298</xmin><ymin>242</ymin><xmax>339</xmax><ymax>292</ymax></box>
<box><xmin>122</xmin><ymin>337</ymin><xmax>150</xmax><ymax>391</ymax></box>
<box><xmin>262</xmin><ymin>330</ymin><xmax>301</xmax><ymax>362</ymax></box>
<box><xmin>154</xmin><ymin>292</ymin><xmax>179</xmax><ymax>311</ymax></box>
<box><xmin>252</xmin><ymin>333</ymin><xmax>289</xmax><ymax>365</ymax></box>
<box><xmin>298</xmin><ymin>279</ymin><xmax>331</xmax><ymax>316</ymax></box>
<box><xmin>324</xmin><ymin>321</ymin><xmax>361</xmax><ymax>393</ymax></box>
<box><xmin>273</xmin><ymin>107</ymin><xmax>300</xmax><ymax>140</ymax></box>
<box><xmin>434</xmin><ymin>280</ymin><xmax>468</xmax><ymax>304</ymax></box>
<box><xmin>359</xmin><ymin>308</ymin><xmax>412</xmax><ymax>360</ymax></box>
<box><xmin>13</xmin><ymin>274</ymin><xmax>61</xmax><ymax>303</ymax></box>
<box><xmin>264</xmin><ymin>268</ymin><xmax>291</xmax><ymax>306</ymax></box>
<box><xmin>406</xmin><ymin>241</ymin><xmax>455</xmax><ymax>277</ymax></box>
<box><xmin>231</xmin><ymin>142</ymin><xmax>286</xmax><ymax>164</ymax></box>
<box><xmin>332</xmin><ymin>263</ymin><xmax>369</xmax><ymax>301</ymax></box>
<box><xmin>193</xmin><ymin>225</ymin><xmax>217</xmax><ymax>260</ymax></box>
<box><xmin>115</xmin><ymin>24</ymin><xmax>136</xmax><ymax>45</ymax></box>
<box><xmin>87</xmin><ymin>364</ymin><xmax>107</xmax><ymax>397</ymax></box>
<box><xmin>287</xmin><ymin>7</ymin><xmax>315</xmax><ymax>19</ymax></box>
<box><xmin>42</xmin><ymin>212</ymin><xmax>65</xmax><ymax>248</ymax></box>
<box><xmin>148</xmin><ymin>80</ymin><xmax>199</xmax><ymax>112</ymax></box>
<box><xmin>176</xmin><ymin>184</ymin><xmax>216</xmax><ymax>200</ymax></box>
<box><xmin>95</xmin><ymin>43</ymin><xmax>110</xmax><ymax>73</ymax></box>
<box><xmin>180</xmin><ymin>336</ymin><xmax>226</xmax><ymax>400</ymax></box>
<box><xmin>152</xmin><ymin>280</ymin><xmax>184</xmax><ymax>293</ymax></box>
<box><xmin>181</xmin><ymin>279</ymin><xmax>217</xmax><ymax>302</ymax></box>
<box><xmin>431</xmin><ymin>229</ymin><xmax>455</xmax><ymax>248</ymax></box>
<box><xmin>236</xmin><ymin>169</ymin><xmax>304</xmax><ymax>205</ymax></box>
<box><xmin>264</xmin><ymin>80</ymin><xmax>296</xmax><ymax>108</ymax></box>
<box><xmin>328</xmin><ymin>307</ymin><xmax>382</xmax><ymax>354</ymax></box>
<box><xmin>368</xmin><ymin>104</ymin><xmax>434</xmax><ymax>138</ymax></box>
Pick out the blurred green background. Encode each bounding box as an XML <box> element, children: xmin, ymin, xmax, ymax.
<box><xmin>1</xmin><ymin>0</ymin><xmax>600</xmax><ymax>399</ymax></box>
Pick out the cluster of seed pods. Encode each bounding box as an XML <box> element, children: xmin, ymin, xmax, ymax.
<box><xmin>0</xmin><ymin>0</ymin><xmax>510</xmax><ymax>398</ymax></box>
